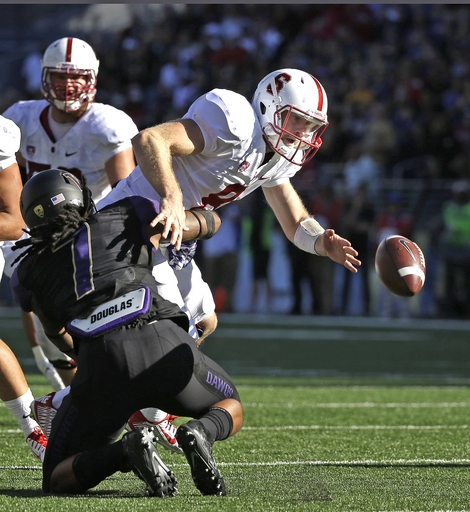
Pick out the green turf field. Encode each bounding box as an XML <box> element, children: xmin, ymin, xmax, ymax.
<box><xmin>1</xmin><ymin>309</ymin><xmax>470</xmax><ymax>510</ymax></box>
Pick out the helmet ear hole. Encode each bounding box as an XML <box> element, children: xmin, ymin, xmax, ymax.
<box><xmin>260</xmin><ymin>102</ymin><xmax>266</xmax><ymax>115</ymax></box>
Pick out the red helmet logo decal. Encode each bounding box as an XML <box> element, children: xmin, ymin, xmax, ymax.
<box><xmin>266</xmin><ymin>73</ymin><xmax>292</xmax><ymax>96</ymax></box>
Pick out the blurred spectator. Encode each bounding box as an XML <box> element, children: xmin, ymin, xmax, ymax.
<box><xmin>390</xmin><ymin>104</ymin><xmax>421</xmax><ymax>165</ymax></box>
<box><xmin>247</xmin><ymin>188</ymin><xmax>276</xmax><ymax>314</ymax></box>
<box><xmin>158</xmin><ymin>52</ymin><xmax>184</xmax><ymax>96</ymax></box>
<box><xmin>287</xmin><ymin>186</ymin><xmax>341</xmax><ymax>316</ymax></box>
<box><xmin>361</xmin><ymin>103</ymin><xmax>397</xmax><ymax>168</ymax></box>
<box><xmin>20</xmin><ymin>45</ymin><xmax>43</xmax><ymax>99</ymax></box>
<box><xmin>258</xmin><ymin>18</ymin><xmax>284</xmax><ymax>64</ymax></box>
<box><xmin>122</xmin><ymin>82</ymin><xmax>147</xmax><ymax>130</ymax></box>
<box><xmin>172</xmin><ymin>71</ymin><xmax>206</xmax><ymax>114</ymax></box>
<box><xmin>343</xmin><ymin>144</ymin><xmax>383</xmax><ymax>199</ymax></box>
<box><xmin>201</xmin><ymin>203</ymin><xmax>242</xmax><ymax>313</ymax></box>
<box><xmin>374</xmin><ymin>191</ymin><xmax>414</xmax><ymax>318</ymax></box>
<box><xmin>436</xmin><ymin>180</ymin><xmax>470</xmax><ymax>318</ymax></box>
<box><xmin>421</xmin><ymin>110</ymin><xmax>461</xmax><ymax>179</ymax></box>
<box><xmin>338</xmin><ymin>182</ymin><xmax>376</xmax><ymax>316</ymax></box>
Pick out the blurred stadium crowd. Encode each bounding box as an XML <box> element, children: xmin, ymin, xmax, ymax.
<box><xmin>1</xmin><ymin>4</ymin><xmax>470</xmax><ymax>319</ymax></box>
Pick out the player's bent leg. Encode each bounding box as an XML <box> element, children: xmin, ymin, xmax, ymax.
<box><xmin>31</xmin><ymin>391</ymin><xmax>58</xmax><ymax>438</ymax></box>
<box><xmin>33</xmin><ymin>388</ymin><xmax>184</xmax><ymax>456</ymax></box>
<box><xmin>175</xmin><ymin>260</ymin><xmax>216</xmax><ymax>327</ymax></box>
<box><xmin>0</xmin><ymin>339</ymin><xmax>48</xmax><ymax>462</ymax></box>
<box><xmin>173</xmin><ymin>260</ymin><xmax>218</xmax><ymax>346</ymax></box>
<box><xmin>195</xmin><ymin>311</ymin><xmax>218</xmax><ymax>347</ymax></box>
<box><xmin>49</xmin><ymin>454</ymin><xmax>87</xmax><ymax>494</ymax></box>
<box><xmin>176</xmin><ymin>399</ymin><xmax>243</xmax><ymax>496</ymax></box>
<box><xmin>49</xmin><ymin>428</ymin><xmax>178</xmax><ymax>496</ymax></box>
<box><xmin>0</xmin><ymin>339</ymin><xmax>29</xmax><ymax>400</ymax></box>
<box><xmin>176</xmin><ymin>419</ymin><xmax>226</xmax><ymax>496</ymax></box>
<box><xmin>122</xmin><ymin>426</ymin><xmax>177</xmax><ymax>497</ymax></box>
<box><xmin>168</xmin><ymin>337</ymin><xmax>242</xmax><ymax>496</ymax></box>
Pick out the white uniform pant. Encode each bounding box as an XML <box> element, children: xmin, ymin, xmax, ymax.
<box><xmin>97</xmin><ymin>185</ymin><xmax>216</xmax><ymax>333</ymax></box>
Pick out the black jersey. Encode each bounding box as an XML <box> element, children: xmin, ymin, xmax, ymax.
<box><xmin>12</xmin><ymin>196</ymin><xmax>188</xmax><ymax>331</ymax></box>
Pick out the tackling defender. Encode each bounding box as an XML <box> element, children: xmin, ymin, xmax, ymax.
<box><xmin>2</xmin><ymin>37</ymin><xmax>138</xmax><ymax>389</ymax></box>
<box><xmin>3</xmin><ymin>37</ymin><xmax>188</xmax><ymax>452</ymax></box>
<box><xmin>11</xmin><ymin>169</ymin><xmax>241</xmax><ymax>497</ymax></box>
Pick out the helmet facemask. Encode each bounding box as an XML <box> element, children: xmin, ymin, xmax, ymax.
<box><xmin>263</xmin><ymin>104</ymin><xmax>328</xmax><ymax>165</ymax></box>
<box><xmin>42</xmin><ymin>67</ymin><xmax>97</xmax><ymax>113</ymax></box>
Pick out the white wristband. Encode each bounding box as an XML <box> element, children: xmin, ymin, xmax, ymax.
<box><xmin>294</xmin><ymin>218</ymin><xmax>325</xmax><ymax>255</ymax></box>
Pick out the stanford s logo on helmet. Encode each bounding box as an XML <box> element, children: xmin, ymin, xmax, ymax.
<box><xmin>252</xmin><ymin>68</ymin><xmax>329</xmax><ymax>165</ymax></box>
<box><xmin>20</xmin><ymin>169</ymin><xmax>84</xmax><ymax>228</ymax></box>
<box><xmin>266</xmin><ymin>72</ymin><xmax>292</xmax><ymax>96</ymax></box>
<box><xmin>41</xmin><ymin>37</ymin><xmax>99</xmax><ymax>113</ymax></box>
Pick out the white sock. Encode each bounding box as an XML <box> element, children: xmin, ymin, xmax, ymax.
<box><xmin>4</xmin><ymin>389</ymin><xmax>39</xmax><ymax>438</ymax></box>
<box><xmin>51</xmin><ymin>386</ymin><xmax>70</xmax><ymax>409</ymax></box>
<box><xmin>139</xmin><ymin>408</ymin><xmax>169</xmax><ymax>423</ymax></box>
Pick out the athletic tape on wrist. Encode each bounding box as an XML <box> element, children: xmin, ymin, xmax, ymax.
<box><xmin>294</xmin><ymin>218</ymin><xmax>325</xmax><ymax>255</ymax></box>
<box><xmin>191</xmin><ymin>209</ymin><xmax>216</xmax><ymax>239</ymax></box>
<box><xmin>188</xmin><ymin>209</ymin><xmax>203</xmax><ymax>238</ymax></box>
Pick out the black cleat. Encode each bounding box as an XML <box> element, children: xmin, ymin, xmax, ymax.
<box><xmin>122</xmin><ymin>426</ymin><xmax>177</xmax><ymax>497</ymax></box>
<box><xmin>176</xmin><ymin>420</ymin><xmax>226</xmax><ymax>496</ymax></box>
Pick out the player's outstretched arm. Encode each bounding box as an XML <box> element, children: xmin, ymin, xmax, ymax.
<box><xmin>132</xmin><ymin>119</ymin><xmax>205</xmax><ymax>249</ymax></box>
<box><xmin>315</xmin><ymin>228</ymin><xmax>361</xmax><ymax>273</ymax></box>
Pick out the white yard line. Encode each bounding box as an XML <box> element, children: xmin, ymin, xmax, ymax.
<box><xmin>3</xmin><ymin>402</ymin><xmax>465</xmax><ymax>409</ymax></box>
<box><xmin>2</xmin><ymin>458</ymin><xmax>470</xmax><ymax>472</ymax></box>
<box><xmin>3</xmin><ymin>424</ymin><xmax>469</xmax><ymax>435</ymax></box>
<box><xmin>243</xmin><ymin>402</ymin><xmax>470</xmax><ymax>408</ymax></box>
<box><xmin>241</xmin><ymin>425</ymin><xmax>469</xmax><ymax>430</ymax></box>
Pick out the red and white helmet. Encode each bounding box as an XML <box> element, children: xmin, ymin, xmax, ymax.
<box><xmin>41</xmin><ymin>37</ymin><xmax>99</xmax><ymax>112</ymax></box>
<box><xmin>252</xmin><ymin>69</ymin><xmax>329</xmax><ymax>165</ymax></box>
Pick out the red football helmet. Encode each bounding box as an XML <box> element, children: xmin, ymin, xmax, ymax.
<box><xmin>41</xmin><ymin>37</ymin><xmax>99</xmax><ymax>113</ymax></box>
<box><xmin>252</xmin><ymin>69</ymin><xmax>329</xmax><ymax>165</ymax></box>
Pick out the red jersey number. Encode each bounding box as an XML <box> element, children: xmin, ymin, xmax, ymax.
<box><xmin>201</xmin><ymin>183</ymin><xmax>246</xmax><ymax>209</ymax></box>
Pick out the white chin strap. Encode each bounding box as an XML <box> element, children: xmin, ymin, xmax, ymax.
<box><xmin>52</xmin><ymin>97</ymin><xmax>84</xmax><ymax>112</ymax></box>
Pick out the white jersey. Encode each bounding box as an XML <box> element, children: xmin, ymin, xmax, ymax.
<box><xmin>0</xmin><ymin>115</ymin><xmax>20</xmax><ymax>172</ymax></box>
<box><xmin>3</xmin><ymin>100</ymin><xmax>138</xmax><ymax>203</ymax></box>
<box><xmin>0</xmin><ymin>115</ymin><xmax>21</xmax><ymax>274</ymax></box>
<box><xmin>103</xmin><ymin>88</ymin><xmax>302</xmax><ymax>211</ymax></box>
<box><xmin>96</xmin><ymin>89</ymin><xmax>303</xmax><ymax>326</ymax></box>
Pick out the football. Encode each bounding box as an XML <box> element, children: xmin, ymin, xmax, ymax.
<box><xmin>375</xmin><ymin>235</ymin><xmax>426</xmax><ymax>297</ymax></box>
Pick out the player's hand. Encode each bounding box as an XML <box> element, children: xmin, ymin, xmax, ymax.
<box><xmin>150</xmin><ymin>196</ymin><xmax>188</xmax><ymax>250</ymax></box>
<box><xmin>318</xmin><ymin>229</ymin><xmax>361</xmax><ymax>273</ymax></box>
